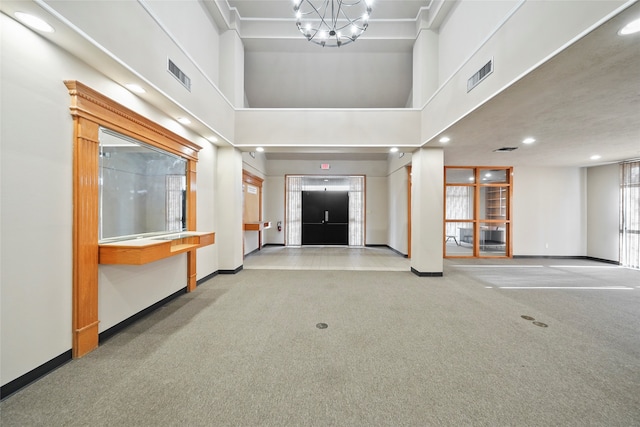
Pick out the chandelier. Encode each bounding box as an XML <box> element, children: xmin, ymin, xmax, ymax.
<box><xmin>293</xmin><ymin>0</ymin><xmax>373</xmax><ymax>47</ymax></box>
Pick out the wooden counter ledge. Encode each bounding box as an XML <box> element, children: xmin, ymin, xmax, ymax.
<box><xmin>99</xmin><ymin>232</ymin><xmax>215</xmax><ymax>265</ymax></box>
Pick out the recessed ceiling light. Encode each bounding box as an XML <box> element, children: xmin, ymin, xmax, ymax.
<box><xmin>208</xmin><ymin>136</ymin><xmax>218</xmax><ymax>143</ymax></box>
<box><xmin>15</xmin><ymin>12</ymin><xmax>54</xmax><ymax>33</ymax></box>
<box><xmin>468</xmin><ymin>177</ymin><xmax>475</xmax><ymax>182</ymax></box>
<box><xmin>125</xmin><ymin>84</ymin><xmax>146</xmax><ymax>94</ymax></box>
<box><xmin>619</xmin><ymin>18</ymin><xmax>640</xmax><ymax>35</ymax></box>
<box><xmin>390</xmin><ymin>147</ymin><xmax>399</xmax><ymax>153</ymax></box>
<box><xmin>522</xmin><ymin>137</ymin><xmax>536</xmax><ymax>144</ymax></box>
<box><xmin>439</xmin><ymin>137</ymin><xmax>450</xmax><ymax>143</ymax></box>
<box><xmin>256</xmin><ymin>147</ymin><xmax>265</xmax><ymax>152</ymax></box>
<box><xmin>590</xmin><ymin>154</ymin><xmax>602</xmax><ymax>160</ymax></box>
<box><xmin>176</xmin><ymin>117</ymin><xmax>191</xmax><ymax>125</ymax></box>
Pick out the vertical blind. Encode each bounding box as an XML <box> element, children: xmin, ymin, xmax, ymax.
<box><xmin>348</xmin><ymin>176</ymin><xmax>365</xmax><ymax>246</ymax></box>
<box><xmin>285</xmin><ymin>176</ymin><xmax>303</xmax><ymax>246</ymax></box>
<box><xmin>620</xmin><ymin>161</ymin><xmax>640</xmax><ymax>269</ymax></box>
<box><xmin>166</xmin><ymin>175</ymin><xmax>185</xmax><ymax>232</ymax></box>
<box><xmin>445</xmin><ymin>186</ymin><xmax>472</xmax><ymax>237</ymax></box>
<box><xmin>285</xmin><ymin>175</ymin><xmax>365</xmax><ymax>246</ymax></box>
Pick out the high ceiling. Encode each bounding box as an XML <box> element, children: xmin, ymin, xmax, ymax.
<box><xmin>432</xmin><ymin>2</ymin><xmax>640</xmax><ymax>167</ymax></box>
<box><xmin>209</xmin><ymin>0</ymin><xmax>440</xmax><ymax>109</ymax></box>
<box><xmin>210</xmin><ymin>0</ymin><xmax>640</xmax><ymax>167</ymax></box>
<box><xmin>1</xmin><ymin>0</ymin><xmax>639</xmax><ymax>167</ymax></box>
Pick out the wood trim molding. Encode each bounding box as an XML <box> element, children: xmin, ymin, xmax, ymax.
<box><xmin>242</xmin><ymin>170</ymin><xmax>264</xmax><ymax>188</ymax></box>
<box><xmin>65</xmin><ymin>81</ymin><xmax>201</xmax><ymax>160</ymax></box>
<box><xmin>443</xmin><ymin>166</ymin><xmax>513</xmax><ymax>259</ymax></box>
<box><xmin>66</xmin><ymin>81</ymin><xmax>203</xmax><ymax>357</ymax></box>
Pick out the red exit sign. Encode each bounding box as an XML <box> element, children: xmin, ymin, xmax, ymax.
<box><xmin>320</xmin><ymin>163</ymin><xmax>331</xmax><ymax>170</ymax></box>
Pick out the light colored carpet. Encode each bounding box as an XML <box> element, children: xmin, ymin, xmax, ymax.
<box><xmin>2</xmin><ymin>262</ymin><xmax>639</xmax><ymax>426</ymax></box>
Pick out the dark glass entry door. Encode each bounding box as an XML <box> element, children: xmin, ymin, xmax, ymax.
<box><xmin>302</xmin><ymin>191</ymin><xmax>349</xmax><ymax>245</ymax></box>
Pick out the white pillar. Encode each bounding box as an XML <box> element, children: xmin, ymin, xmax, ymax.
<box><xmin>410</xmin><ymin>148</ymin><xmax>444</xmax><ymax>276</ymax></box>
<box><xmin>219</xmin><ymin>31</ymin><xmax>245</xmax><ymax>107</ymax></box>
<box><xmin>216</xmin><ymin>147</ymin><xmax>244</xmax><ymax>272</ymax></box>
<box><xmin>412</xmin><ymin>29</ymin><xmax>439</xmax><ymax>109</ymax></box>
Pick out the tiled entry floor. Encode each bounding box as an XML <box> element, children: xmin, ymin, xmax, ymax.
<box><xmin>243</xmin><ymin>245</ymin><xmax>410</xmax><ymax>271</ymax></box>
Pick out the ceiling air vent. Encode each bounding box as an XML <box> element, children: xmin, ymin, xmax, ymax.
<box><xmin>467</xmin><ymin>58</ymin><xmax>493</xmax><ymax>92</ymax></box>
<box><xmin>493</xmin><ymin>147</ymin><xmax>518</xmax><ymax>152</ymax></box>
<box><xmin>168</xmin><ymin>58</ymin><xmax>191</xmax><ymax>92</ymax></box>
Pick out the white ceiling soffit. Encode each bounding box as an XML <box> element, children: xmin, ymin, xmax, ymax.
<box><xmin>204</xmin><ymin>0</ymin><xmax>441</xmax><ymax>49</ymax></box>
<box><xmin>431</xmin><ymin>1</ymin><xmax>640</xmax><ymax>167</ymax></box>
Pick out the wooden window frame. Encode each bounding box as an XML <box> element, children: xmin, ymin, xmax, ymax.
<box><xmin>65</xmin><ymin>81</ymin><xmax>204</xmax><ymax>358</ymax></box>
<box><xmin>443</xmin><ymin>166</ymin><xmax>513</xmax><ymax>258</ymax></box>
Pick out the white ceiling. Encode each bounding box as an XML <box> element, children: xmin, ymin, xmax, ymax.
<box><xmin>430</xmin><ymin>2</ymin><xmax>640</xmax><ymax>167</ymax></box>
<box><xmin>227</xmin><ymin>0</ymin><xmax>430</xmax><ymax>20</ymax></box>
<box><xmin>2</xmin><ymin>0</ymin><xmax>638</xmax><ymax>168</ymax></box>
<box><xmin>214</xmin><ymin>0</ymin><xmax>640</xmax><ymax>167</ymax></box>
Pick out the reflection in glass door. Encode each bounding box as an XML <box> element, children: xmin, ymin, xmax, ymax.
<box><xmin>445</xmin><ymin>167</ymin><xmax>512</xmax><ymax>258</ymax></box>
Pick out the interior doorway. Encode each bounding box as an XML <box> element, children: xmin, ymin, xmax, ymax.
<box><xmin>302</xmin><ymin>191</ymin><xmax>349</xmax><ymax>245</ymax></box>
<box><xmin>285</xmin><ymin>175</ymin><xmax>365</xmax><ymax>246</ymax></box>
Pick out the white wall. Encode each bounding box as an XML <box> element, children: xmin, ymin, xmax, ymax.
<box><xmin>244</xmin><ymin>50</ymin><xmax>412</xmax><ymax>108</ymax></box>
<box><xmin>45</xmin><ymin>0</ymin><xmax>236</xmax><ymax>142</ymax></box>
<box><xmin>423</xmin><ymin>0</ymin><xmax>626</xmax><ymax>143</ymax></box>
<box><xmin>0</xmin><ymin>13</ymin><xmax>218</xmax><ymax>386</ymax></box>
<box><xmin>512</xmin><ymin>167</ymin><xmax>587</xmax><ymax>256</ymax></box>
<box><xmin>366</xmin><ymin>177</ymin><xmax>389</xmax><ymax>245</ymax></box>
<box><xmin>196</xmin><ymin>141</ymin><xmax>219</xmax><ymax>279</ymax></box>
<box><xmin>264</xmin><ymin>176</ymin><xmax>286</xmax><ymax>245</ymax></box>
<box><xmin>216</xmin><ymin>148</ymin><xmax>244</xmax><ymax>270</ymax></box>
<box><xmin>143</xmin><ymin>0</ymin><xmax>221</xmax><ymax>85</ymax></box>
<box><xmin>410</xmin><ymin>149</ymin><xmax>444</xmax><ymax>274</ymax></box>
<box><xmin>242</xmin><ymin>152</ymin><xmax>267</xmax><ymax>255</ymax></box>
<box><xmin>263</xmin><ymin>159</ymin><xmax>389</xmax><ymax>246</ymax></box>
<box><xmin>235</xmin><ymin>109</ymin><xmax>421</xmax><ymax>149</ymax></box>
<box><xmin>387</xmin><ymin>165</ymin><xmax>410</xmax><ymax>255</ymax></box>
<box><xmin>412</xmin><ymin>29</ymin><xmax>439</xmax><ymax>108</ymax></box>
<box><xmin>1</xmin><ymin>14</ymin><xmax>74</xmax><ymax>386</ymax></box>
<box><xmin>587</xmin><ymin>164</ymin><xmax>620</xmax><ymax>262</ymax></box>
<box><xmin>438</xmin><ymin>0</ymin><xmax>521</xmax><ymax>85</ymax></box>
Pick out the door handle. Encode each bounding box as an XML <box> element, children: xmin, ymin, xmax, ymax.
<box><xmin>325</xmin><ymin>210</ymin><xmax>329</xmax><ymax>223</ymax></box>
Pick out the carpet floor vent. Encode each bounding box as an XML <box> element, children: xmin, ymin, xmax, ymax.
<box><xmin>467</xmin><ymin>58</ymin><xmax>494</xmax><ymax>92</ymax></box>
<box><xmin>493</xmin><ymin>147</ymin><xmax>518</xmax><ymax>152</ymax></box>
<box><xmin>168</xmin><ymin>58</ymin><xmax>191</xmax><ymax>92</ymax></box>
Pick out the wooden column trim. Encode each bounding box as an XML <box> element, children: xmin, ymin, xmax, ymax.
<box><xmin>187</xmin><ymin>160</ymin><xmax>198</xmax><ymax>292</ymax></box>
<box><xmin>66</xmin><ymin>81</ymin><xmax>203</xmax><ymax>357</ymax></box>
<box><xmin>72</xmin><ymin>115</ymin><xmax>100</xmax><ymax>358</ymax></box>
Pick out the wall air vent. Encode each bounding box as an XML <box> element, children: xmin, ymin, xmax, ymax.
<box><xmin>493</xmin><ymin>147</ymin><xmax>518</xmax><ymax>152</ymax></box>
<box><xmin>467</xmin><ymin>58</ymin><xmax>494</xmax><ymax>92</ymax></box>
<box><xmin>168</xmin><ymin>58</ymin><xmax>191</xmax><ymax>91</ymax></box>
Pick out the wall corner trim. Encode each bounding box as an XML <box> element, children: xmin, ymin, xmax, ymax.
<box><xmin>219</xmin><ymin>265</ymin><xmax>244</xmax><ymax>275</ymax></box>
<box><xmin>411</xmin><ymin>268</ymin><xmax>444</xmax><ymax>277</ymax></box>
